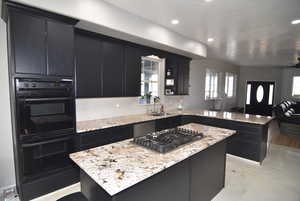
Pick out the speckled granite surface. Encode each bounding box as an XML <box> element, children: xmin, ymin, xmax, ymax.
<box><xmin>70</xmin><ymin>123</ymin><xmax>236</xmax><ymax>196</ymax></box>
<box><xmin>76</xmin><ymin>109</ymin><xmax>273</xmax><ymax>133</ymax></box>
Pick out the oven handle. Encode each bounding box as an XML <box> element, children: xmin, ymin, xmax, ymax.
<box><xmin>19</xmin><ymin>97</ymin><xmax>73</xmax><ymax>102</ymax></box>
<box><xmin>22</xmin><ymin>136</ymin><xmax>73</xmax><ymax>147</ymax></box>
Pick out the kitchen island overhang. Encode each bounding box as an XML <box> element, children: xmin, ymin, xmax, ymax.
<box><xmin>70</xmin><ymin>123</ymin><xmax>236</xmax><ymax>201</ymax></box>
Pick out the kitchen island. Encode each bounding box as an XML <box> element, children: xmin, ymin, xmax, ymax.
<box><xmin>70</xmin><ymin>123</ymin><xmax>236</xmax><ymax>201</ymax></box>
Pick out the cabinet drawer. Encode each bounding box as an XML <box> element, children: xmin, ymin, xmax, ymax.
<box><xmin>156</xmin><ymin>117</ymin><xmax>181</xmax><ymax>131</ymax></box>
<box><xmin>79</xmin><ymin>130</ymin><xmax>112</xmax><ymax>149</ymax></box>
<box><xmin>108</xmin><ymin>126</ymin><xmax>133</xmax><ymax>142</ymax></box>
<box><xmin>78</xmin><ymin>126</ymin><xmax>133</xmax><ymax>150</ymax></box>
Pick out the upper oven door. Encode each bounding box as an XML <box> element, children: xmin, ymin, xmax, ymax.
<box><xmin>18</xmin><ymin>97</ymin><xmax>75</xmax><ymax>138</ymax></box>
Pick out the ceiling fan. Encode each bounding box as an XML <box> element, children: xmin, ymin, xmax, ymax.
<box><xmin>286</xmin><ymin>57</ymin><xmax>300</xmax><ymax>68</ymax></box>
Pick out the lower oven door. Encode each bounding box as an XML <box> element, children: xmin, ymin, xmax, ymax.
<box><xmin>21</xmin><ymin>136</ymin><xmax>74</xmax><ymax>182</ymax></box>
<box><xmin>18</xmin><ymin>98</ymin><xmax>75</xmax><ymax>138</ymax></box>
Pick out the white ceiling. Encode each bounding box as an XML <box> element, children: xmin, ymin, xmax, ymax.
<box><xmin>103</xmin><ymin>0</ymin><xmax>300</xmax><ymax>67</ymax></box>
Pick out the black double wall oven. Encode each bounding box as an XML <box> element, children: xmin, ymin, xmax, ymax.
<box><xmin>15</xmin><ymin>78</ymin><xmax>76</xmax><ymax>181</ymax></box>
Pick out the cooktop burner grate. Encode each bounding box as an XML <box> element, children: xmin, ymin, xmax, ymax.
<box><xmin>133</xmin><ymin>127</ymin><xmax>204</xmax><ymax>153</ymax></box>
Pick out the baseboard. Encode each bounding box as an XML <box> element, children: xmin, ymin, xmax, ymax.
<box><xmin>30</xmin><ymin>183</ymin><xmax>80</xmax><ymax>201</ymax></box>
<box><xmin>226</xmin><ymin>154</ymin><xmax>261</xmax><ymax>166</ymax></box>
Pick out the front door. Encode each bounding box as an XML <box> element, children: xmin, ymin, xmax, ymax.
<box><xmin>245</xmin><ymin>81</ymin><xmax>275</xmax><ymax>116</ymax></box>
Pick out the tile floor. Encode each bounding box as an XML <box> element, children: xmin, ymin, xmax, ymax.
<box><xmin>213</xmin><ymin>144</ymin><xmax>300</xmax><ymax>201</ymax></box>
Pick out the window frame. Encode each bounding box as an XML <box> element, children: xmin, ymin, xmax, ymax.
<box><xmin>205</xmin><ymin>70</ymin><xmax>220</xmax><ymax>100</ymax></box>
<box><xmin>292</xmin><ymin>76</ymin><xmax>300</xmax><ymax>98</ymax></box>
<box><xmin>224</xmin><ymin>72</ymin><xmax>237</xmax><ymax>98</ymax></box>
<box><xmin>140</xmin><ymin>56</ymin><xmax>162</xmax><ymax>104</ymax></box>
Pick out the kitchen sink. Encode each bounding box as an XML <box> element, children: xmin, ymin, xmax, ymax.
<box><xmin>150</xmin><ymin>112</ymin><xmax>174</xmax><ymax>117</ymax></box>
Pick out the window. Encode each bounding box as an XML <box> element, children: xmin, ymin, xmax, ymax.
<box><xmin>292</xmin><ymin>76</ymin><xmax>300</xmax><ymax>97</ymax></box>
<box><xmin>256</xmin><ymin>85</ymin><xmax>264</xmax><ymax>103</ymax></box>
<box><xmin>205</xmin><ymin>70</ymin><xmax>219</xmax><ymax>100</ymax></box>
<box><xmin>268</xmin><ymin>84</ymin><xmax>274</xmax><ymax>105</ymax></box>
<box><xmin>225</xmin><ymin>73</ymin><xmax>237</xmax><ymax>98</ymax></box>
<box><xmin>140</xmin><ymin>57</ymin><xmax>160</xmax><ymax>103</ymax></box>
<box><xmin>246</xmin><ymin>84</ymin><xmax>251</xmax><ymax>105</ymax></box>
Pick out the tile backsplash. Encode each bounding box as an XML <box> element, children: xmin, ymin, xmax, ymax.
<box><xmin>76</xmin><ymin>96</ymin><xmax>185</xmax><ymax>121</ymax></box>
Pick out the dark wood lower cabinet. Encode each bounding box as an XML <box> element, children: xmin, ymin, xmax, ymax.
<box><xmin>181</xmin><ymin>115</ymin><xmax>199</xmax><ymax>125</ymax></box>
<box><xmin>76</xmin><ymin>126</ymin><xmax>133</xmax><ymax>151</ymax></box>
<box><xmin>185</xmin><ymin>116</ymin><xmax>269</xmax><ymax>163</ymax></box>
<box><xmin>190</xmin><ymin>141</ymin><xmax>226</xmax><ymax>201</ymax></box>
<box><xmin>21</xmin><ymin>167</ymin><xmax>79</xmax><ymax>201</ymax></box>
<box><xmin>155</xmin><ymin>116</ymin><xmax>181</xmax><ymax>131</ymax></box>
<box><xmin>227</xmin><ymin>137</ymin><xmax>261</xmax><ymax>161</ymax></box>
<box><xmin>80</xmin><ymin>140</ymin><xmax>226</xmax><ymax>201</ymax></box>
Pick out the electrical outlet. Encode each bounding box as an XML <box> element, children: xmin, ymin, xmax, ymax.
<box><xmin>3</xmin><ymin>187</ymin><xmax>18</xmax><ymax>201</ymax></box>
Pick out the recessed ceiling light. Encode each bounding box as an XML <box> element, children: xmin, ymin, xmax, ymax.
<box><xmin>171</xmin><ymin>19</ymin><xmax>179</xmax><ymax>25</ymax></box>
<box><xmin>205</xmin><ymin>0</ymin><xmax>213</xmax><ymax>2</ymax></box>
<box><xmin>207</xmin><ymin>38</ymin><xmax>214</xmax><ymax>42</ymax></box>
<box><xmin>291</xmin><ymin>19</ymin><xmax>300</xmax><ymax>25</ymax></box>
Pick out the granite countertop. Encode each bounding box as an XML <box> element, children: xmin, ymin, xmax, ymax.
<box><xmin>70</xmin><ymin>123</ymin><xmax>236</xmax><ymax>196</ymax></box>
<box><xmin>77</xmin><ymin>109</ymin><xmax>273</xmax><ymax>133</ymax></box>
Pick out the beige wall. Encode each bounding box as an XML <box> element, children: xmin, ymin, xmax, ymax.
<box><xmin>237</xmin><ymin>66</ymin><xmax>300</xmax><ymax>108</ymax></box>
<box><xmin>281</xmin><ymin>68</ymin><xmax>300</xmax><ymax>101</ymax></box>
<box><xmin>0</xmin><ymin>18</ymin><xmax>16</xmax><ymax>192</ymax></box>
<box><xmin>183</xmin><ymin>59</ymin><xmax>240</xmax><ymax>110</ymax></box>
<box><xmin>237</xmin><ymin>66</ymin><xmax>283</xmax><ymax>107</ymax></box>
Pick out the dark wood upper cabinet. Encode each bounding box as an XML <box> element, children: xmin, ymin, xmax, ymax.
<box><xmin>8</xmin><ymin>4</ymin><xmax>77</xmax><ymax>78</ymax></box>
<box><xmin>165</xmin><ymin>55</ymin><xmax>178</xmax><ymax>95</ymax></box>
<box><xmin>10</xmin><ymin>10</ymin><xmax>47</xmax><ymax>75</ymax></box>
<box><xmin>102</xmin><ymin>40</ymin><xmax>124</xmax><ymax>97</ymax></box>
<box><xmin>124</xmin><ymin>45</ymin><xmax>142</xmax><ymax>97</ymax></box>
<box><xmin>182</xmin><ymin>59</ymin><xmax>190</xmax><ymax>95</ymax></box>
<box><xmin>8</xmin><ymin>4</ymin><xmax>191</xmax><ymax>99</ymax></box>
<box><xmin>177</xmin><ymin>58</ymin><xmax>190</xmax><ymax>95</ymax></box>
<box><xmin>75</xmin><ymin>34</ymin><xmax>101</xmax><ymax>98</ymax></box>
<box><xmin>164</xmin><ymin>55</ymin><xmax>190</xmax><ymax>96</ymax></box>
<box><xmin>76</xmin><ymin>28</ymin><xmax>191</xmax><ymax>99</ymax></box>
<box><xmin>177</xmin><ymin>63</ymin><xmax>184</xmax><ymax>95</ymax></box>
<box><xmin>47</xmin><ymin>20</ymin><xmax>74</xmax><ymax>77</ymax></box>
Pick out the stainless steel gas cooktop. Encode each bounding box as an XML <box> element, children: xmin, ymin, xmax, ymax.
<box><xmin>133</xmin><ymin>127</ymin><xmax>204</xmax><ymax>153</ymax></box>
